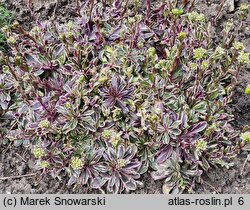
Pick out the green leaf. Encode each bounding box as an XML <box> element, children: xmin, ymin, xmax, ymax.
<box><xmin>201</xmin><ymin>156</ymin><xmax>210</xmax><ymax>170</ymax></box>
<box><xmin>162</xmin><ymin>133</ymin><xmax>170</xmax><ymax>144</ymax></box>
<box><xmin>63</xmin><ymin>120</ymin><xmax>78</xmax><ymax>133</ymax></box>
<box><xmin>148</xmin><ymin>73</ymin><xmax>155</xmax><ymax>83</ymax></box>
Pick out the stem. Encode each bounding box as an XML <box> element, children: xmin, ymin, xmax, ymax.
<box><xmin>240</xmin><ymin>154</ymin><xmax>250</xmax><ymax>176</ymax></box>
<box><xmin>16</xmin><ymin>153</ymin><xmax>27</xmax><ymax>163</ymax></box>
<box><xmin>170</xmin><ymin>43</ymin><xmax>183</xmax><ymax>80</ymax></box>
<box><xmin>76</xmin><ymin>0</ymin><xmax>80</xmax><ymax>15</ymax></box>
<box><xmin>121</xmin><ymin>0</ymin><xmax>129</xmax><ymax>18</ymax></box>
<box><xmin>212</xmin><ymin>0</ymin><xmax>226</xmax><ymax>25</ymax></box>
<box><xmin>5</xmin><ymin>62</ymin><xmax>30</xmax><ymax>105</ymax></box>
<box><xmin>89</xmin><ymin>0</ymin><xmax>95</xmax><ymax>22</ymax></box>
<box><xmin>181</xmin><ymin>0</ymin><xmax>190</xmax><ymax>8</ymax></box>
<box><xmin>52</xmin><ymin>0</ymin><xmax>59</xmax><ymax>19</ymax></box>
<box><xmin>187</xmin><ymin>0</ymin><xmax>196</xmax><ymax>12</ymax></box>
<box><xmin>0</xmin><ymin>173</ymin><xmax>36</xmax><ymax>181</ymax></box>
<box><xmin>204</xmin><ymin>181</ymin><xmax>220</xmax><ymax>194</ymax></box>
<box><xmin>101</xmin><ymin>0</ymin><xmax>107</xmax><ymax>16</ymax></box>
<box><xmin>145</xmin><ymin>0</ymin><xmax>151</xmax><ymax>25</ymax></box>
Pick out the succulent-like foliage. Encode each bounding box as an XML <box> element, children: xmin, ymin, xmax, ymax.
<box><xmin>101</xmin><ymin>75</ymin><xmax>134</xmax><ymax>113</ymax></box>
<box><xmin>0</xmin><ymin>73</ymin><xmax>12</xmax><ymax>110</ymax></box>
<box><xmin>152</xmin><ymin>152</ymin><xmax>203</xmax><ymax>193</ymax></box>
<box><xmin>103</xmin><ymin>144</ymin><xmax>141</xmax><ymax>193</ymax></box>
<box><xmin>0</xmin><ymin>5</ymin><xmax>12</xmax><ymax>52</ymax></box>
<box><xmin>0</xmin><ymin>0</ymin><xmax>249</xmax><ymax>193</ymax></box>
<box><xmin>67</xmin><ymin>147</ymin><xmax>108</xmax><ymax>189</ymax></box>
<box><xmin>241</xmin><ymin>132</ymin><xmax>250</xmax><ymax>144</ymax></box>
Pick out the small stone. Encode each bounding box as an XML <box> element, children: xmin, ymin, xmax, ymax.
<box><xmin>226</xmin><ymin>0</ymin><xmax>235</xmax><ymax>13</ymax></box>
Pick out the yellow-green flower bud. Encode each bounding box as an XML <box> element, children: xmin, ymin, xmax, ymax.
<box><xmin>233</xmin><ymin>41</ymin><xmax>245</xmax><ymax>51</ymax></box>
<box><xmin>237</xmin><ymin>52</ymin><xmax>250</xmax><ymax>64</ymax></box>
<box><xmin>150</xmin><ymin>114</ymin><xmax>158</xmax><ymax>123</ymax></box>
<box><xmin>171</xmin><ymin>8</ymin><xmax>184</xmax><ymax>16</ymax></box>
<box><xmin>64</xmin><ymin>102</ymin><xmax>71</xmax><ymax>109</ymax></box>
<box><xmin>138</xmin><ymin>40</ymin><xmax>144</xmax><ymax>48</ymax></box>
<box><xmin>155</xmin><ymin>108</ymin><xmax>162</xmax><ymax>115</ymax></box>
<box><xmin>33</xmin><ymin>147</ymin><xmax>45</xmax><ymax>159</ymax></box>
<box><xmin>204</xmin><ymin>123</ymin><xmax>217</xmax><ymax>136</ymax></box>
<box><xmin>125</xmin><ymin>67</ymin><xmax>133</xmax><ymax>77</ymax></box>
<box><xmin>157</xmin><ymin>59</ymin><xmax>167</xmax><ymax>68</ymax></box>
<box><xmin>77</xmin><ymin>75</ymin><xmax>85</xmax><ymax>84</ymax></box>
<box><xmin>190</xmin><ymin>62</ymin><xmax>198</xmax><ymax>70</ymax></box>
<box><xmin>67</xmin><ymin>21</ymin><xmax>74</xmax><ymax>31</ymax></box>
<box><xmin>39</xmin><ymin>119</ymin><xmax>50</xmax><ymax>128</ymax></box>
<box><xmin>102</xmin><ymin>130</ymin><xmax>112</xmax><ymax>139</ymax></box>
<box><xmin>24</xmin><ymin>85</ymin><xmax>33</xmax><ymax>94</ymax></box>
<box><xmin>135</xmin><ymin>14</ymin><xmax>143</xmax><ymax>22</ymax></box>
<box><xmin>15</xmin><ymin>55</ymin><xmax>23</xmax><ymax>65</ymax></box>
<box><xmin>188</xmin><ymin>11</ymin><xmax>199</xmax><ymax>21</ymax></box>
<box><xmin>213</xmin><ymin>46</ymin><xmax>225</xmax><ymax>59</ymax></box>
<box><xmin>70</xmin><ymin>157</ymin><xmax>83</xmax><ymax>170</ymax></box>
<box><xmin>38</xmin><ymin>91</ymin><xmax>44</xmax><ymax>97</ymax></box>
<box><xmin>98</xmin><ymin>75</ymin><xmax>108</xmax><ymax>84</ymax></box>
<box><xmin>195</xmin><ymin>139</ymin><xmax>207</xmax><ymax>151</ymax></box>
<box><xmin>193</xmin><ymin>48</ymin><xmax>207</xmax><ymax>60</ymax></box>
<box><xmin>147</xmin><ymin>47</ymin><xmax>156</xmax><ymax>58</ymax></box>
<box><xmin>11</xmin><ymin>21</ymin><xmax>20</xmax><ymax>30</ymax></box>
<box><xmin>196</xmin><ymin>14</ymin><xmax>205</xmax><ymax>22</ymax></box>
<box><xmin>112</xmin><ymin>107</ymin><xmax>122</xmax><ymax>120</ymax></box>
<box><xmin>111</xmin><ymin>138</ymin><xmax>119</xmax><ymax>148</ymax></box>
<box><xmin>201</xmin><ymin>60</ymin><xmax>209</xmax><ymax>69</ymax></box>
<box><xmin>135</xmin><ymin>0</ymin><xmax>140</xmax><ymax>7</ymax></box>
<box><xmin>7</xmin><ymin>37</ymin><xmax>16</xmax><ymax>45</ymax></box>
<box><xmin>178</xmin><ymin>31</ymin><xmax>187</xmax><ymax>41</ymax></box>
<box><xmin>245</xmin><ymin>85</ymin><xmax>250</xmax><ymax>94</ymax></box>
<box><xmin>32</xmin><ymin>26</ymin><xmax>41</xmax><ymax>34</ymax></box>
<box><xmin>59</xmin><ymin>33</ymin><xmax>66</xmax><ymax>41</ymax></box>
<box><xmin>117</xmin><ymin>159</ymin><xmax>126</xmax><ymax>168</ymax></box>
<box><xmin>225</xmin><ymin>21</ymin><xmax>233</xmax><ymax>32</ymax></box>
<box><xmin>102</xmin><ymin>105</ymin><xmax>110</xmax><ymax>117</ymax></box>
<box><xmin>40</xmin><ymin>161</ymin><xmax>50</xmax><ymax>168</ymax></box>
<box><xmin>110</xmin><ymin>131</ymin><xmax>122</xmax><ymax>145</ymax></box>
<box><xmin>240</xmin><ymin>131</ymin><xmax>250</xmax><ymax>144</ymax></box>
<box><xmin>215</xmin><ymin>46</ymin><xmax>225</xmax><ymax>55</ymax></box>
<box><xmin>128</xmin><ymin>17</ymin><xmax>136</xmax><ymax>25</ymax></box>
<box><xmin>1</xmin><ymin>25</ymin><xmax>9</xmax><ymax>34</ymax></box>
<box><xmin>240</xmin><ymin>3</ymin><xmax>249</xmax><ymax>13</ymax></box>
<box><xmin>2</xmin><ymin>65</ymin><xmax>10</xmax><ymax>72</ymax></box>
<box><xmin>188</xmin><ymin>12</ymin><xmax>205</xmax><ymax>23</ymax></box>
<box><xmin>66</xmin><ymin>32</ymin><xmax>73</xmax><ymax>39</ymax></box>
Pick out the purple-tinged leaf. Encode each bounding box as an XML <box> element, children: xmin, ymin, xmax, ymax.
<box><xmin>187</xmin><ymin>122</ymin><xmax>207</xmax><ymax>136</ymax></box>
<box><xmin>156</xmin><ymin>145</ymin><xmax>173</xmax><ymax>164</ymax></box>
<box><xmin>24</xmin><ymin>53</ymin><xmax>42</xmax><ymax>65</ymax></box>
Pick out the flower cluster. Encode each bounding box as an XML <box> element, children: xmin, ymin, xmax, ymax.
<box><xmin>241</xmin><ymin>132</ymin><xmax>250</xmax><ymax>144</ymax></box>
<box><xmin>245</xmin><ymin>85</ymin><xmax>250</xmax><ymax>95</ymax></box>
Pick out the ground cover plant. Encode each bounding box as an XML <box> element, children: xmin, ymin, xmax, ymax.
<box><xmin>0</xmin><ymin>0</ymin><xmax>249</xmax><ymax>193</ymax></box>
<box><xmin>0</xmin><ymin>4</ymin><xmax>12</xmax><ymax>52</ymax></box>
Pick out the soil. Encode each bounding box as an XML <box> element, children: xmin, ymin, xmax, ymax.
<box><xmin>0</xmin><ymin>0</ymin><xmax>249</xmax><ymax>194</ymax></box>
